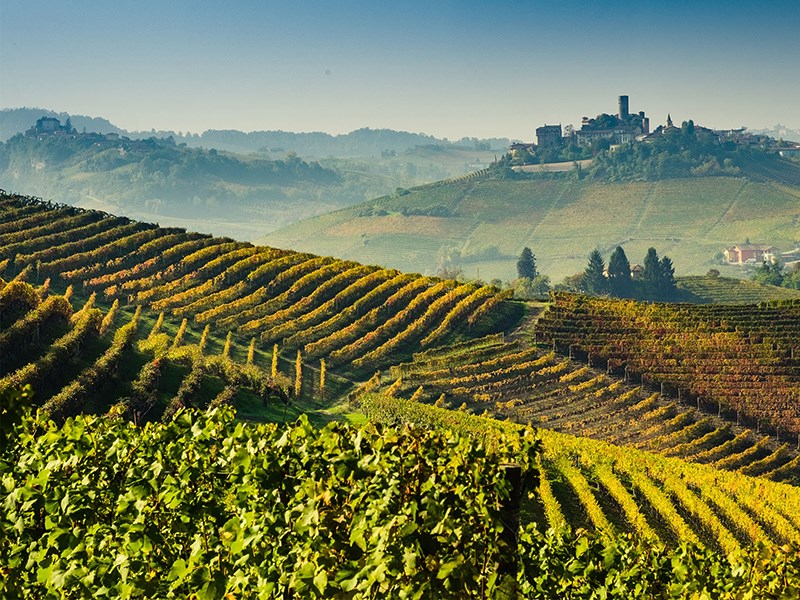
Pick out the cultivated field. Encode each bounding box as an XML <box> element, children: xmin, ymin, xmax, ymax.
<box><xmin>267</xmin><ymin>175</ymin><xmax>800</xmax><ymax>282</ymax></box>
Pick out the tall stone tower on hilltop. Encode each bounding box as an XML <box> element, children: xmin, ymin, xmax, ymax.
<box><xmin>618</xmin><ymin>95</ymin><xmax>630</xmax><ymax>120</ymax></box>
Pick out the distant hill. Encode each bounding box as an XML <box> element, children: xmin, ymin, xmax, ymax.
<box><xmin>0</xmin><ymin>108</ymin><xmax>124</xmax><ymax>141</ymax></box>
<box><xmin>265</xmin><ymin>163</ymin><xmax>800</xmax><ymax>282</ymax></box>
<box><xmin>0</xmin><ymin>131</ymin><xmax>345</xmax><ymax>240</ymax></box>
<box><xmin>0</xmin><ymin>111</ymin><xmax>505</xmax><ymax>239</ymax></box>
<box><xmin>0</xmin><ymin>108</ymin><xmax>509</xmax><ymax>157</ymax></box>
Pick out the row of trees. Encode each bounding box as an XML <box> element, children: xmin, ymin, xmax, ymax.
<box><xmin>582</xmin><ymin>246</ymin><xmax>676</xmax><ymax>301</ymax></box>
<box><xmin>512</xmin><ymin>246</ymin><xmax>676</xmax><ymax>301</ymax></box>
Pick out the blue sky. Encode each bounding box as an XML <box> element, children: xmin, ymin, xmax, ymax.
<box><xmin>1</xmin><ymin>0</ymin><xmax>798</xmax><ymax>139</ymax></box>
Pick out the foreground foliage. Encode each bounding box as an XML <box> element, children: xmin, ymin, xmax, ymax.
<box><xmin>2</xmin><ymin>389</ymin><xmax>800</xmax><ymax>598</ymax></box>
<box><xmin>1</xmin><ymin>395</ymin><xmax>534</xmax><ymax>598</ymax></box>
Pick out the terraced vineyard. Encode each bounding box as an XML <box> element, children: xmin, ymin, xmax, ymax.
<box><xmin>537</xmin><ymin>293</ymin><xmax>800</xmax><ymax>439</ymax></box>
<box><xmin>6</xmin><ymin>187</ymin><xmax>800</xmax><ymax>588</ymax></box>
<box><xmin>0</xmin><ymin>192</ymin><xmax>512</xmax><ymax>375</ymax></box>
<box><xmin>379</xmin><ymin>335</ymin><xmax>800</xmax><ymax>485</ymax></box>
<box><xmin>0</xmin><ymin>277</ymin><xmax>320</xmax><ymax>423</ymax></box>
<box><xmin>359</xmin><ymin>392</ymin><xmax>800</xmax><ymax>552</ymax></box>
<box><xmin>677</xmin><ymin>275</ymin><xmax>800</xmax><ymax>304</ymax></box>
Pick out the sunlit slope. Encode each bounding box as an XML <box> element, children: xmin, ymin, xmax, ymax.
<box><xmin>380</xmin><ymin>334</ymin><xmax>800</xmax><ymax>484</ymax></box>
<box><xmin>265</xmin><ymin>175</ymin><xmax>800</xmax><ymax>281</ymax></box>
<box><xmin>359</xmin><ymin>392</ymin><xmax>800</xmax><ymax>551</ymax></box>
<box><xmin>537</xmin><ymin>293</ymin><xmax>800</xmax><ymax>438</ymax></box>
<box><xmin>0</xmin><ymin>192</ymin><xmax>513</xmax><ymax>375</ymax></box>
<box><xmin>0</xmin><ymin>279</ymin><xmax>304</xmax><ymax>424</ymax></box>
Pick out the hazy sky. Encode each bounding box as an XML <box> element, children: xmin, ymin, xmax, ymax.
<box><xmin>2</xmin><ymin>0</ymin><xmax>798</xmax><ymax>139</ymax></box>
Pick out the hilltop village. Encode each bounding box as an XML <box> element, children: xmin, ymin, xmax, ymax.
<box><xmin>511</xmin><ymin>95</ymin><xmax>800</xmax><ymax>157</ymax></box>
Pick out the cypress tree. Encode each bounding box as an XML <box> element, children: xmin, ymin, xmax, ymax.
<box><xmin>584</xmin><ymin>250</ymin><xmax>607</xmax><ymax>295</ymax></box>
<box><xmin>607</xmin><ymin>246</ymin><xmax>632</xmax><ymax>297</ymax></box>
<box><xmin>659</xmin><ymin>256</ymin><xmax>676</xmax><ymax>300</ymax></box>
<box><xmin>516</xmin><ymin>247</ymin><xmax>538</xmax><ymax>280</ymax></box>
<box><xmin>642</xmin><ymin>247</ymin><xmax>661</xmax><ymax>299</ymax></box>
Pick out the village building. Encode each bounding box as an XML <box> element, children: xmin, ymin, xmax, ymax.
<box><xmin>536</xmin><ymin>125</ymin><xmax>563</xmax><ymax>149</ymax></box>
<box><xmin>26</xmin><ymin>116</ymin><xmax>75</xmax><ymax>137</ymax></box>
<box><xmin>723</xmin><ymin>243</ymin><xmax>778</xmax><ymax>265</ymax></box>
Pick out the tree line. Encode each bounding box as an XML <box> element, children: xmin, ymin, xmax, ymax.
<box><xmin>513</xmin><ymin>246</ymin><xmax>676</xmax><ymax>302</ymax></box>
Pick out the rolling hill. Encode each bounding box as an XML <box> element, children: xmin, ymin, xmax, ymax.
<box><xmin>0</xmin><ymin>191</ymin><xmax>513</xmax><ymax>381</ymax></box>
<box><xmin>265</xmin><ymin>167</ymin><xmax>800</xmax><ymax>283</ymax></box>
<box><xmin>0</xmin><ymin>123</ymin><xmax>501</xmax><ymax>241</ymax></box>
<box><xmin>4</xmin><ymin>186</ymin><xmax>800</xmax><ymax>594</ymax></box>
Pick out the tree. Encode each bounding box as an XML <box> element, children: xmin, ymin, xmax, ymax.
<box><xmin>513</xmin><ymin>275</ymin><xmax>550</xmax><ymax>299</ymax></box>
<box><xmin>658</xmin><ymin>256</ymin><xmax>676</xmax><ymax>300</ymax></box>
<box><xmin>753</xmin><ymin>261</ymin><xmax>784</xmax><ymax>287</ymax></box>
<box><xmin>641</xmin><ymin>247</ymin><xmax>661</xmax><ymax>299</ymax></box>
<box><xmin>531</xmin><ymin>274</ymin><xmax>551</xmax><ymax>296</ymax></box>
<box><xmin>782</xmin><ymin>264</ymin><xmax>800</xmax><ymax>289</ymax></box>
<box><xmin>516</xmin><ymin>247</ymin><xmax>538</xmax><ymax>280</ymax></box>
<box><xmin>584</xmin><ymin>250</ymin><xmax>607</xmax><ymax>295</ymax></box>
<box><xmin>559</xmin><ymin>272</ymin><xmax>585</xmax><ymax>292</ymax></box>
<box><xmin>607</xmin><ymin>246</ymin><xmax>632</xmax><ymax>297</ymax></box>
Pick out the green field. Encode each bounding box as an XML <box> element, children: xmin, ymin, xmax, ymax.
<box><xmin>266</xmin><ymin>175</ymin><xmax>800</xmax><ymax>283</ymax></box>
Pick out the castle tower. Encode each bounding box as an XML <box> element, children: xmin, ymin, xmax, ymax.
<box><xmin>618</xmin><ymin>95</ymin><xmax>629</xmax><ymax>120</ymax></box>
<box><xmin>666</xmin><ymin>114</ymin><xmax>673</xmax><ymax>128</ymax></box>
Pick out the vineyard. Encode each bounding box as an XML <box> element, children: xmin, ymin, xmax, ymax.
<box><xmin>5</xmin><ymin>394</ymin><xmax>800</xmax><ymax>598</ymax></box>
<box><xmin>0</xmin><ymin>275</ymin><xmax>324</xmax><ymax>424</ymax></box>
<box><xmin>676</xmin><ymin>275</ymin><xmax>800</xmax><ymax>304</ymax></box>
<box><xmin>358</xmin><ymin>392</ymin><xmax>800</xmax><ymax>554</ymax></box>
<box><xmin>380</xmin><ymin>334</ymin><xmax>800</xmax><ymax>485</ymax></box>
<box><xmin>268</xmin><ymin>174</ymin><xmax>800</xmax><ymax>282</ymax></box>
<box><xmin>536</xmin><ymin>293</ymin><xmax>800</xmax><ymax>439</ymax></box>
<box><xmin>0</xmin><ymin>191</ymin><xmax>513</xmax><ymax>379</ymax></box>
<box><xmin>5</xmin><ymin>187</ymin><xmax>800</xmax><ymax>595</ymax></box>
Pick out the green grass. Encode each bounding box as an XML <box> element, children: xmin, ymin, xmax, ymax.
<box><xmin>265</xmin><ymin>175</ymin><xmax>800</xmax><ymax>283</ymax></box>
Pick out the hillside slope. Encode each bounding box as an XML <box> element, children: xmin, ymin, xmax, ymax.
<box><xmin>360</xmin><ymin>392</ymin><xmax>800</xmax><ymax>551</ymax></box>
<box><xmin>0</xmin><ymin>192</ymin><xmax>514</xmax><ymax>377</ymax></box>
<box><xmin>380</xmin><ymin>334</ymin><xmax>800</xmax><ymax>484</ymax></box>
<box><xmin>265</xmin><ymin>171</ymin><xmax>800</xmax><ymax>282</ymax></box>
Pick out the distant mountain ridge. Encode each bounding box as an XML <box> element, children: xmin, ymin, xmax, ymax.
<box><xmin>0</xmin><ymin>108</ymin><xmax>510</xmax><ymax>157</ymax></box>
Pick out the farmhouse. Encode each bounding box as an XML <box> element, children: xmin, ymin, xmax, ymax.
<box><xmin>602</xmin><ymin>263</ymin><xmax>644</xmax><ymax>279</ymax></box>
<box><xmin>723</xmin><ymin>243</ymin><xmax>778</xmax><ymax>265</ymax></box>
